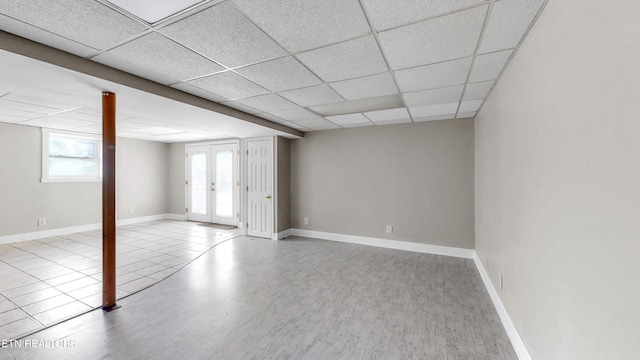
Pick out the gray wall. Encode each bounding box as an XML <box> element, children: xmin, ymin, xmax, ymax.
<box><xmin>276</xmin><ymin>136</ymin><xmax>290</xmax><ymax>232</ymax></box>
<box><xmin>116</xmin><ymin>137</ymin><xmax>170</xmax><ymax>220</ymax></box>
<box><xmin>475</xmin><ymin>0</ymin><xmax>640</xmax><ymax>358</ymax></box>
<box><xmin>168</xmin><ymin>142</ymin><xmax>187</xmax><ymax>216</ymax></box>
<box><xmin>290</xmin><ymin>120</ymin><xmax>474</xmax><ymax>248</ymax></box>
<box><xmin>0</xmin><ymin>123</ymin><xmax>170</xmax><ymax>237</ymax></box>
<box><xmin>0</xmin><ymin>123</ymin><xmax>101</xmax><ymax>236</ymax></box>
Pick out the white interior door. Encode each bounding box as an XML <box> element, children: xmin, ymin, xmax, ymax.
<box><xmin>247</xmin><ymin>139</ymin><xmax>273</xmax><ymax>238</ymax></box>
<box><xmin>187</xmin><ymin>143</ymin><xmax>238</xmax><ymax>226</ymax></box>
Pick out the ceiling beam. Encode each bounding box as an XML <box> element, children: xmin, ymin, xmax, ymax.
<box><xmin>0</xmin><ymin>30</ymin><xmax>304</xmax><ymax>138</ymax></box>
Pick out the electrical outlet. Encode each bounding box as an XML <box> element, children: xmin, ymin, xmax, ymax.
<box><xmin>38</xmin><ymin>218</ymin><xmax>46</xmax><ymax>226</ymax></box>
<box><xmin>499</xmin><ymin>273</ymin><xmax>504</xmax><ymax>291</ymax></box>
<box><xmin>129</xmin><ymin>208</ymin><xmax>135</xmax><ymax>215</ymax></box>
<box><xmin>304</xmin><ymin>217</ymin><xmax>309</xmax><ymax>225</ymax></box>
<box><xmin>385</xmin><ymin>225</ymin><xmax>393</xmax><ymax>234</ymax></box>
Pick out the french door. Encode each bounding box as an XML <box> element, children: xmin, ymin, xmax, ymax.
<box><xmin>187</xmin><ymin>143</ymin><xmax>238</xmax><ymax>226</ymax></box>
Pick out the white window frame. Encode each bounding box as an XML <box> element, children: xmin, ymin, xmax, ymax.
<box><xmin>42</xmin><ymin>128</ymin><xmax>102</xmax><ymax>183</ymax></box>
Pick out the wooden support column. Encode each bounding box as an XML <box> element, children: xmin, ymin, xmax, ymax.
<box><xmin>102</xmin><ymin>92</ymin><xmax>118</xmax><ymax>311</ymax></box>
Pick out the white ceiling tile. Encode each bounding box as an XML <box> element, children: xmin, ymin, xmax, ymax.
<box><xmin>292</xmin><ymin>118</ymin><xmax>340</xmax><ymax>131</ymax></box>
<box><xmin>378</xmin><ymin>5</ymin><xmax>487</xmax><ymax>70</ymax></box>
<box><xmin>395</xmin><ymin>57</ymin><xmax>472</xmax><ymax>92</ymax></box>
<box><xmin>171</xmin><ymin>83</ymin><xmax>229</xmax><ymax>102</ymax></box>
<box><xmin>338</xmin><ymin>122</ymin><xmax>374</xmax><ymax>128</ymax></box>
<box><xmin>131</xmin><ymin>127</ymin><xmax>186</xmax><ymax>136</ymax></box>
<box><xmin>22</xmin><ymin>116</ymin><xmax>93</xmax><ymax>129</ymax></box>
<box><xmin>107</xmin><ymin>0</ymin><xmax>218</xmax><ymax>24</ymax></box>
<box><xmin>220</xmin><ymin>101</ymin><xmax>261</xmax><ymax>115</ymax></box>
<box><xmin>296</xmin><ymin>35</ymin><xmax>388</xmax><ymax>82</ymax></box>
<box><xmin>326</xmin><ymin>113</ymin><xmax>372</xmax><ymax>127</ymax></box>
<box><xmin>279</xmin><ymin>85</ymin><xmax>344</xmax><ymax>107</ymax></box>
<box><xmin>0</xmin><ymin>14</ymin><xmax>97</xmax><ymax>57</ymax></box>
<box><xmin>57</xmin><ymin>110</ymin><xmax>101</xmax><ymax>122</ymax></box>
<box><xmin>469</xmin><ymin>50</ymin><xmax>513</xmax><ymax>82</ymax></box>
<box><xmin>457</xmin><ymin>111</ymin><xmax>476</xmax><ymax>119</ymax></box>
<box><xmin>459</xmin><ymin>99</ymin><xmax>484</xmax><ymax>113</ymax></box>
<box><xmin>73</xmin><ymin>123</ymin><xmax>102</xmax><ymax>133</ymax></box>
<box><xmin>150</xmin><ymin>133</ymin><xmax>197</xmax><ymax>142</ymax></box>
<box><xmin>362</xmin><ymin>0</ymin><xmax>485</xmax><ymax>30</ymax></box>
<box><xmin>310</xmin><ymin>95</ymin><xmax>403</xmax><ymax>116</ymax></box>
<box><xmin>363</xmin><ymin>108</ymin><xmax>410</xmax><ymax>123</ymax></box>
<box><xmin>234</xmin><ymin>94</ymin><xmax>297</xmax><ymax>112</ymax></box>
<box><xmin>330</xmin><ymin>72</ymin><xmax>398</xmax><ymax>100</ymax></box>
<box><xmin>414</xmin><ymin>114</ymin><xmax>456</xmax><ymax>122</ymax></box>
<box><xmin>1</xmin><ymin>93</ymin><xmax>82</xmax><ymax>111</ymax></box>
<box><xmin>256</xmin><ymin>113</ymin><xmax>286</xmax><ymax>123</ymax></box>
<box><xmin>233</xmin><ymin>0</ymin><xmax>370</xmax><ymax>52</ymax></box>
<box><xmin>269</xmin><ymin>108</ymin><xmax>319</xmax><ymax>122</ymax></box>
<box><xmin>0</xmin><ymin>99</ymin><xmax>59</xmax><ymax>115</ymax></box>
<box><xmin>235</xmin><ymin>57</ymin><xmax>322</xmax><ymax>92</ymax></box>
<box><xmin>0</xmin><ymin>1</ymin><xmax>148</xmax><ymax>50</ymax></box>
<box><xmin>463</xmin><ymin>80</ymin><xmax>494</xmax><ymax>100</ymax></box>
<box><xmin>0</xmin><ymin>114</ymin><xmax>28</xmax><ymax>124</ymax></box>
<box><xmin>284</xmin><ymin>121</ymin><xmax>310</xmax><ymax>132</ymax></box>
<box><xmin>0</xmin><ymin>106</ymin><xmax>42</xmax><ymax>119</ymax></box>
<box><xmin>160</xmin><ymin>2</ymin><xmax>287</xmax><ymax>67</ymax></box>
<box><xmin>186</xmin><ymin>71</ymin><xmax>269</xmax><ymax>100</ymax></box>
<box><xmin>409</xmin><ymin>102</ymin><xmax>459</xmax><ymax>118</ymax></box>
<box><xmin>116</xmin><ymin>130</ymin><xmax>147</xmax><ymax>139</ymax></box>
<box><xmin>93</xmin><ymin>33</ymin><xmax>224</xmax><ymax>85</ymax></box>
<box><xmin>402</xmin><ymin>85</ymin><xmax>464</xmax><ymax>107</ymax></box>
<box><xmin>373</xmin><ymin>117</ymin><xmax>412</xmax><ymax>126</ymax></box>
<box><xmin>118</xmin><ymin>119</ymin><xmax>157</xmax><ymax>129</ymax></box>
<box><xmin>480</xmin><ymin>0</ymin><xmax>546</xmax><ymax>53</ymax></box>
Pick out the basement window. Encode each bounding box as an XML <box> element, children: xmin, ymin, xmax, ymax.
<box><xmin>42</xmin><ymin>129</ymin><xmax>102</xmax><ymax>183</ymax></box>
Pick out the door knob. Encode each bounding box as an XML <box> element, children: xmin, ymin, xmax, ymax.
<box><xmin>266</xmin><ymin>195</ymin><xmax>271</xmax><ymax>199</ymax></box>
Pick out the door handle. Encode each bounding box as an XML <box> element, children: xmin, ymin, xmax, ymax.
<box><xmin>266</xmin><ymin>195</ymin><xmax>271</xmax><ymax>199</ymax></box>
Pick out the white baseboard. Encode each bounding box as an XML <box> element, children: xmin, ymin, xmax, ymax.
<box><xmin>0</xmin><ymin>223</ymin><xmax>102</xmax><ymax>245</ymax></box>
<box><xmin>0</xmin><ymin>214</ymin><xmax>185</xmax><ymax>245</ymax></box>
<box><xmin>473</xmin><ymin>253</ymin><xmax>532</xmax><ymax>360</ymax></box>
<box><xmin>162</xmin><ymin>213</ymin><xmax>186</xmax><ymax>221</ymax></box>
<box><xmin>272</xmin><ymin>228</ymin><xmax>292</xmax><ymax>241</ymax></box>
<box><xmin>116</xmin><ymin>213</ymin><xmax>179</xmax><ymax>226</ymax></box>
<box><xmin>288</xmin><ymin>228</ymin><xmax>475</xmax><ymax>259</ymax></box>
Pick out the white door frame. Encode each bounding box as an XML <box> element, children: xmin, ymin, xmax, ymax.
<box><xmin>185</xmin><ymin>140</ymin><xmax>240</xmax><ymax>226</ymax></box>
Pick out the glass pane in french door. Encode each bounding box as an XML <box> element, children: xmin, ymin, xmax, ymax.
<box><xmin>191</xmin><ymin>153</ymin><xmax>207</xmax><ymax>215</ymax></box>
<box><xmin>215</xmin><ymin>150</ymin><xmax>233</xmax><ymax>218</ymax></box>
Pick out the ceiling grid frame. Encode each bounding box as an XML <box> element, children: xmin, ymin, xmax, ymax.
<box><xmin>454</xmin><ymin>1</ymin><xmax>495</xmax><ymax>119</ymax></box>
<box><xmin>0</xmin><ymin>0</ymin><xmax>551</xmax><ymax>137</ymax></box>
<box><xmin>356</xmin><ymin>0</ymin><xmax>412</xmax><ymax>125</ymax></box>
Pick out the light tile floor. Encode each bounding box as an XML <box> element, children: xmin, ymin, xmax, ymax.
<box><xmin>0</xmin><ymin>220</ymin><xmax>241</xmax><ymax>340</ymax></box>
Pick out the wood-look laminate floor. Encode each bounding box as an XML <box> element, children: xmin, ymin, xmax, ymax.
<box><xmin>1</xmin><ymin>236</ymin><xmax>517</xmax><ymax>360</ymax></box>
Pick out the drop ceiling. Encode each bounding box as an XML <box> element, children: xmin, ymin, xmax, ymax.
<box><xmin>0</xmin><ymin>0</ymin><xmax>548</xmax><ymax>140</ymax></box>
